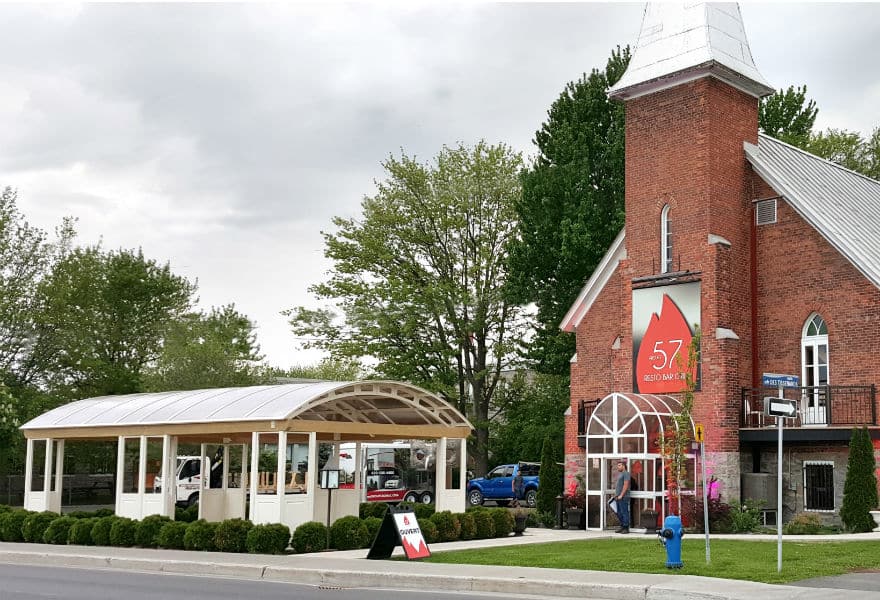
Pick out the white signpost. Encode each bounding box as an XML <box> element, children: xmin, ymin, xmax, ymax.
<box><xmin>762</xmin><ymin>373</ymin><xmax>799</xmax><ymax>573</ymax></box>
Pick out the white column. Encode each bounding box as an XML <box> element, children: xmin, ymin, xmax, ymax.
<box><xmin>163</xmin><ymin>435</ymin><xmax>176</xmax><ymax>517</ymax></box>
<box><xmin>24</xmin><ymin>438</ymin><xmax>34</xmax><ymax>497</ymax></box>
<box><xmin>43</xmin><ymin>438</ymin><xmax>54</xmax><ymax>495</ymax></box>
<box><xmin>115</xmin><ymin>436</ymin><xmax>126</xmax><ymax>515</ymax></box>
<box><xmin>354</xmin><ymin>442</ymin><xmax>363</xmax><ymax>503</ymax></box>
<box><xmin>276</xmin><ymin>431</ymin><xmax>287</xmax><ymax>497</ymax></box>
<box><xmin>436</xmin><ymin>437</ymin><xmax>448</xmax><ymax>492</ymax></box>
<box><xmin>307</xmin><ymin>431</ymin><xmax>318</xmax><ymax>519</ymax></box>
<box><xmin>248</xmin><ymin>433</ymin><xmax>259</xmax><ymax>522</ymax></box>
<box><xmin>53</xmin><ymin>439</ymin><xmax>65</xmax><ymax>510</ymax></box>
<box><xmin>138</xmin><ymin>436</ymin><xmax>147</xmax><ymax>495</ymax></box>
<box><xmin>458</xmin><ymin>439</ymin><xmax>467</xmax><ymax>490</ymax></box>
<box><xmin>222</xmin><ymin>445</ymin><xmax>230</xmax><ymax>490</ymax></box>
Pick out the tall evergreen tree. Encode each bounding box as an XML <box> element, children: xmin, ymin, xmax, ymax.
<box><xmin>506</xmin><ymin>47</ymin><xmax>629</xmax><ymax>376</ymax></box>
<box><xmin>536</xmin><ymin>434</ymin><xmax>563</xmax><ymax>517</ymax></box>
<box><xmin>841</xmin><ymin>426</ymin><xmax>879</xmax><ymax>532</ymax></box>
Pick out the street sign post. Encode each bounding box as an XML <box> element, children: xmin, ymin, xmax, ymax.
<box><xmin>761</xmin><ymin>375</ymin><xmax>799</xmax><ymax>572</ymax></box>
<box><xmin>693</xmin><ymin>422</ymin><xmax>709</xmax><ymax>564</ymax></box>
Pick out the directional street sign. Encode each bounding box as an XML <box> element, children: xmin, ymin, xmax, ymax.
<box><xmin>694</xmin><ymin>423</ymin><xmax>704</xmax><ymax>443</ymax></box>
<box><xmin>762</xmin><ymin>373</ymin><xmax>800</xmax><ymax>388</ymax></box>
<box><xmin>764</xmin><ymin>396</ymin><xmax>798</xmax><ymax>418</ymax></box>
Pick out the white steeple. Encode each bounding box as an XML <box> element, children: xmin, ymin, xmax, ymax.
<box><xmin>609</xmin><ymin>3</ymin><xmax>774</xmax><ymax>100</ymax></box>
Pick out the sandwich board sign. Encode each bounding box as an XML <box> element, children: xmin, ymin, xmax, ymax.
<box><xmin>366</xmin><ymin>505</ymin><xmax>431</xmax><ymax>560</ymax></box>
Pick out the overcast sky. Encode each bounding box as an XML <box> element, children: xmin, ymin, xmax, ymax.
<box><xmin>2</xmin><ymin>2</ymin><xmax>878</xmax><ymax>369</ymax></box>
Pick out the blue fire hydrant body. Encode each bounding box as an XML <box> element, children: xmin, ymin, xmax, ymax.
<box><xmin>659</xmin><ymin>515</ymin><xmax>684</xmax><ymax>569</ymax></box>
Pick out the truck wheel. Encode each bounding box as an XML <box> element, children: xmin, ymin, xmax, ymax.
<box><xmin>467</xmin><ymin>489</ymin><xmax>483</xmax><ymax>506</ymax></box>
<box><xmin>404</xmin><ymin>492</ymin><xmax>419</xmax><ymax>503</ymax></box>
<box><xmin>419</xmin><ymin>491</ymin><xmax>433</xmax><ymax>505</ymax></box>
<box><xmin>525</xmin><ymin>490</ymin><xmax>537</xmax><ymax>508</ymax></box>
<box><xmin>187</xmin><ymin>492</ymin><xmax>200</xmax><ymax>507</ymax></box>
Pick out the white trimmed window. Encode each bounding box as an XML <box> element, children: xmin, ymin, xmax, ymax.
<box><xmin>803</xmin><ymin>461</ymin><xmax>834</xmax><ymax>511</ymax></box>
<box><xmin>660</xmin><ymin>204</ymin><xmax>672</xmax><ymax>273</ymax></box>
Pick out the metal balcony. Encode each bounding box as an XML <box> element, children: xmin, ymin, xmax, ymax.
<box><xmin>741</xmin><ymin>385</ymin><xmax>877</xmax><ymax>428</ymax></box>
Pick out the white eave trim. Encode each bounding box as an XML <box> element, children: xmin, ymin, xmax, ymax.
<box><xmin>560</xmin><ymin>229</ymin><xmax>626</xmax><ymax>332</ymax></box>
<box><xmin>744</xmin><ymin>141</ymin><xmax>880</xmax><ymax>290</ymax></box>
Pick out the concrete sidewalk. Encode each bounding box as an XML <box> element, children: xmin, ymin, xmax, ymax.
<box><xmin>1</xmin><ymin>528</ymin><xmax>879</xmax><ymax>600</ymax></box>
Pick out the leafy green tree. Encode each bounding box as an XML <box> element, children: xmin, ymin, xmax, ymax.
<box><xmin>840</xmin><ymin>426</ymin><xmax>878</xmax><ymax>533</ymax></box>
<box><xmin>277</xmin><ymin>359</ymin><xmax>363</xmax><ymax>382</ymax></box>
<box><xmin>536</xmin><ymin>434</ymin><xmax>563</xmax><ymax>516</ymax></box>
<box><xmin>759</xmin><ymin>85</ymin><xmax>818</xmax><ymax>148</ymax></box>
<box><xmin>287</xmin><ymin>142</ymin><xmax>527</xmax><ymax>475</ymax></box>
<box><xmin>143</xmin><ymin>304</ymin><xmax>265</xmax><ymax>392</ymax></box>
<box><xmin>506</xmin><ymin>47</ymin><xmax>629</xmax><ymax>376</ymax></box>
<box><xmin>490</xmin><ymin>372</ymin><xmax>569</xmax><ymax>465</ymax></box>
<box><xmin>32</xmin><ymin>246</ymin><xmax>194</xmax><ymax>399</ymax></box>
<box><xmin>804</xmin><ymin>126</ymin><xmax>880</xmax><ymax>180</ymax></box>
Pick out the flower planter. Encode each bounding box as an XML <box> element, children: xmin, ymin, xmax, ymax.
<box><xmin>565</xmin><ymin>508</ymin><xmax>584</xmax><ymax>530</ymax></box>
<box><xmin>513</xmin><ymin>514</ymin><xmax>527</xmax><ymax>536</ymax></box>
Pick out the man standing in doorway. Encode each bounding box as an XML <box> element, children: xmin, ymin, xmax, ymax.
<box><xmin>614</xmin><ymin>460</ymin><xmax>630</xmax><ymax>534</ymax></box>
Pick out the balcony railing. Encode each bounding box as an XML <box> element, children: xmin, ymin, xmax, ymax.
<box><xmin>741</xmin><ymin>385</ymin><xmax>877</xmax><ymax>427</ymax></box>
<box><xmin>577</xmin><ymin>398</ymin><xmax>600</xmax><ymax>436</ymax></box>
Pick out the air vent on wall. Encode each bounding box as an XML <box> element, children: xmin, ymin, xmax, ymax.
<box><xmin>755</xmin><ymin>199</ymin><xmax>777</xmax><ymax>225</ymax></box>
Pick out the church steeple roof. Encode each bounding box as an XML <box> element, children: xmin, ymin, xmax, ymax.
<box><xmin>609</xmin><ymin>3</ymin><xmax>774</xmax><ymax>100</ymax></box>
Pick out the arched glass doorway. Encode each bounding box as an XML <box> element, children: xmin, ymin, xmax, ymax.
<box><xmin>584</xmin><ymin>392</ymin><xmax>695</xmax><ymax>531</ymax></box>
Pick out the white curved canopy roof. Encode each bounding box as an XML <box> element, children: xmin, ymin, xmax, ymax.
<box><xmin>21</xmin><ymin>381</ymin><xmax>473</xmax><ymax>441</ymax></box>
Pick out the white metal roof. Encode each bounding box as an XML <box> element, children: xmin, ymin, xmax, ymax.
<box><xmin>21</xmin><ymin>381</ymin><xmax>473</xmax><ymax>432</ymax></box>
<box><xmin>745</xmin><ymin>134</ymin><xmax>880</xmax><ymax>290</ymax></box>
<box><xmin>609</xmin><ymin>3</ymin><xmax>773</xmax><ymax>100</ymax></box>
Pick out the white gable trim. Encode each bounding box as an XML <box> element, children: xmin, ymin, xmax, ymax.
<box><xmin>560</xmin><ymin>229</ymin><xmax>626</xmax><ymax>332</ymax></box>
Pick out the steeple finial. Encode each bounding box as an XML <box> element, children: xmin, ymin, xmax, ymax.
<box><xmin>609</xmin><ymin>3</ymin><xmax>773</xmax><ymax>100</ymax></box>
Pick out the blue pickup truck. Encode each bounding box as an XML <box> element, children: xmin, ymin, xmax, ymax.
<box><xmin>466</xmin><ymin>462</ymin><xmax>540</xmax><ymax>508</ymax></box>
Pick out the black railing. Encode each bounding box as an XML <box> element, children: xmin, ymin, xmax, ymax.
<box><xmin>577</xmin><ymin>398</ymin><xmax>600</xmax><ymax>436</ymax></box>
<box><xmin>741</xmin><ymin>385</ymin><xmax>877</xmax><ymax>427</ymax></box>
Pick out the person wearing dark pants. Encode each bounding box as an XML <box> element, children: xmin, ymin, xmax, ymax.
<box><xmin>614</xmin><ymin>460</ymin><xmax>631</xmax><ymax>533</ymax></box>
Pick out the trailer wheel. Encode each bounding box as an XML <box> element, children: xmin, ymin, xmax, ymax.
<box><xmin>419</xmin><ymin>491</ymin><xmax>433</xmax><ymax>505</ymax></box>
<box><xmin>187</xmin><ymin>492</ymin><xmax>200</xmax><ymax>507</ymax></box>
<box><xmin>403</xmin><ymin>492</ymin><xmax>419</xmax><ymax>503</ymax></box>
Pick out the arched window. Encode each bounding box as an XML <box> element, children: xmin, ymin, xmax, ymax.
<box><xmin>801</xmin><ymin>313</ymin><xmax>829</xmax><ymax>425</ymax></box>
<box><xmin>660</xmin><ymin>205</ymin><xmax>672</xmax><ymax>273</ymax></box>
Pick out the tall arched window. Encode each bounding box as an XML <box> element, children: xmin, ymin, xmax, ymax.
<box><xmin>660</xmin><ymin>205</ymin><xmax>672</xmax><ymax>273</ymax></box>
<box><xmin>801</xmin><ymin>313</ymin><xmax>829</xmax><ymax>425</ymax></box>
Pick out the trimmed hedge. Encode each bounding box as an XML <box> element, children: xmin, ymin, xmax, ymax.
<box><xmin>329</xmin><ymin>515</ymin><xmax>368</xmax><ymax>551</ymax></box>
<box><xmin>490</xmin><ymin>508</ymin><xmax>513</xmax><ymax>537</ymax></box>
<box><xmin>109</xmin><ymin>517</ymin><xmax>137</xmax><ymax>547</ymax></box>
<box><xmin>0</xmin><ymin>504</ymin><xmax>11</xmax><ymax>513</ymax></box>
<box><xmin>214</xmin><ymin>518</ymin><xmax>253</xmax><ymax>553</ymax></box>
<box><xmin>22</xmin><ymin>511</ymin><xmax>58</xmax><ymax>543</ymax></box>
<box><xmin>91</xmin><ymin>516</ymin><xmax>119</xmax><ymax>546</ymax></box>
<box><xmin>68</xmin><ymin>517</ymin><xmax>98</xmax><ymax>546</ymax></box>
<box><xmin>136</xmin><ymin>515</ymin><xmax>173</xmax><ymax>548</ymax></box>
<box><xmin>363</xmin><ymin>516</ymin><xmax>382</xmax><ymax>545</ymax></box>
<box><xmin>175</xmin><ymin>504</ymin><xmax>199</xmax><ymax>523</ymax></box>
<box><xmin>0</xmin><ymin>510</ymin><xmax>31</xmax><ymax>542</ymax></box>
<box><xmin>44</xmin><ymin>516</ymin><xmax>77</xmax><ymax>544</ymax></box>
<box><xmin>472</xmin><ymin>509</ymin><xmax>495</xmax><ymax>539</ymax></box>
<box><xmin>359</xmin><ymin>502</ymin><xmax>389</xmax><ymax>520</ymax></box>
<box><xmin>157</xmin><ymin>521</ymin><xmax>189</xmax><ymax>550</ymax></box>
<box><xmin>291</xmin><ymin>521</ymin><xmax>328</xmax><ymax>554</ymax></box>
<box><xmin>420</xmin><ymin>519</ymin><xmax>439</xmax><ymax>544</ymax></box>
<box><xmin>184</xmin><ymin>519</ymin><xmax>218</xmax><ymax>551</ymax></box>
<box><xmin>457</xmin><ymin>512</ymin><xmax>476</xmax><ymax>540</ymax></box>
<box><xmin>67</xmin><ymin>508</ymin><xmax>114</xmax><ymax>519</ymax></box>
<box><xmin>246</xmin><ymin>523</ymin><xmax>290</xmax><ymax>554</ymax></box>
<box><xmin>429</xmin><ymin>511</ymin><xmax>460</xmax><ymax>542</ymax></box>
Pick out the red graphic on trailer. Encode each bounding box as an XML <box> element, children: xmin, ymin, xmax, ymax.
<box><xmin>392</xmin><ymin>512</ymin><xmax>430</xmax><ymax>559</ymax></box>
<box><xmin>636</xmin><ymin>295</ymin><xmax>695</xmax><ymax>394</ymax></box>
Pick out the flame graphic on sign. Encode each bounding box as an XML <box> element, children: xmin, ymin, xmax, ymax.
<box><xmin>636</xmin><ymin>295</ymin><xmax>695</xmax><ymax>394</ymax></box>
<box><xmin>401</xmin><ymin>534</ymin><xmax>430</xmax><ymax>559</ymax></box>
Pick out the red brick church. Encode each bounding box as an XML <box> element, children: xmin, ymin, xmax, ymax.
<box><xmin>561</xmin><ymin>3</ymin><xmax>880</xmax><ymax>529</ymax></box>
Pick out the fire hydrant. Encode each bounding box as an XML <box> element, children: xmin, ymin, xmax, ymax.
<box><xmin>658</xmin><ymin>515</ymin><xmax>684</xmax><ymax>569</ymax></box>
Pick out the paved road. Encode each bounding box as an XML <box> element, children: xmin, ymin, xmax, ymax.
<box><xmin>0</xmin><ymin>564</ymin><xmax>555</xmax><ymax>600</ymax></box>
<box><xmin>794</xmin><ymin>571</ymin><xmax>880</xmax><ymax>592</ymax></box>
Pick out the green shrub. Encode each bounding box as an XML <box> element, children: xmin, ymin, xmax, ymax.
<box><xmin>490</xmin><ymin>508</ymin><xmax>514</xmax><ymax>537</ymax></box>
<box><xmin>329</xmin><ymin>515</ymin><xmax>368</xmax><ymax>550</ymax></box>
<box><xmin>67</xmin><ymin>508</ymin><xmax>113</xmax><ymax>519</ymax></box>
<box><xmin>363</xmin><ymin>516</ymin><xmax>382</xmax><ymax>545</ymax></box>
<box><xmin>157</xmin><ymin>521</ymin><xmax>189</xmax><ymax>550</ymax></box>
<box><xmin>429</xmin><ymin>511</ymin><xmax>461</xmax><ymax>542</ymax></box>
<box><xmin>783</xmin><ymin>512</ymin><xmax>823</xmax><ymax>535</ymax></box>
<box><xmin>420</xmin><ymin>519</ymin><xmax>439</xmax><ymax>544</ymax></box>
<box><xmin>729</xmin><ymin>500</ymin><xmax>764</xmax><ymax>533</ymax></box>
<box><xmin>456</xmin><ymin>512</ymin><xmax>476</xmax><ymax>540</ymax></box>
<box><xmin>841</xmin><ymin>426</ymin><xmax>879</xmax><ymax>533</ymax></box>
<box><xmin>175</xmin><ymin>504</ymin><xmax>199</xmax><ymax>523</ymax></box>
<box><xmin>109</xmin><ymin>517</ymin><xmax>137</xmax><ymax>547</ymax></box>
<box><xmin>0</xmin><ymin>510</ymin><xmax>31</xmax><ymax>542</ymax></box>
<box><xmin>43</xmin><ymin>516</ymin><xmax>77</xmax><ymax>544</ymax></box>
<box><xmin>413</xmin><ymin>504</ymin><xmax>435</xmax><ymax>521</ymax></box>
<box><xmin>246</xmin><ymin>523</ymin><xmax>290</xmax><ymax>554</ymax></box>
<box><xmin>525</xmin><ymin>511</ymin><xmax>541</xmax><ymax>528</ymax></box>
<box><xmin>68</xmin><ymin>517</ymin><xmax>98</xmax><ymax>546</ymax></box>
<box><xmin>214</xmin><ymin>518</ymin><xmax>253</xmax><ymax>553</ymax></box>
<box><xmin>91</xmin><ymin>516</ymin><xmax>119</xmax><ymax>546</ymax></box>
<box><xmin>360</xmin><ymin>502</ymin><xmax>388</xmax><ymax>520</ymax></box>
<box><xmin>22</xmin><ymin>511</ymin><xmax>59</xmax><ymax>543</ymax></box>
<box><xmin>472</xmin><ymin>510</ymin><xmax>495</xmax><ymax>539</ymax></box>
<box><xmin>184</xmin><ymin>520</ymin><xmax>218</xmax><ymax>551</ymax></box>
<box><xmin>0</xmin><ymin>504</ymin><xmax>11</xmax><ymax>513</ymax></box>
<box><xmin>136</xmin><ymin>515</ymin><xmax>173</xmax><ymax>548</ymax></box>
<box><xmin>291</xmin><ymin>521</ymin><xmax>327</xmax><ymax>553</ymax></box>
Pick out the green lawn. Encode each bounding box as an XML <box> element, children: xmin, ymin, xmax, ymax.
<box><xmin>423</xmin><ymin>538</ymin><xmax>880</xmax><ymax>584</ymax></box>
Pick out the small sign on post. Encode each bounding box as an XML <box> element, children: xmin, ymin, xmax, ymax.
<box><xmin>762</xmin><ymin>373</ymin><xmax>800</xmax><ymax>388</ymax></box>
<box><xmin>694</xmin><ymin>423</ymin><xmax>705</xmax><ymax>443</ymax></box>
<box><xmin>764</xmin><ymin>397</ymin><xmax>798</xmax><ymax>419</ymax></box>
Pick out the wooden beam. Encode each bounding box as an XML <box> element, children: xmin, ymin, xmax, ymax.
<box><xmin>22</xmin><ymin>420</ymin><xmax>279</xmax><ymax>440</ymax></box>
<box><xmin>286</xmin><ymin>420</ymin><xmax>471</xmax><ymax>439</ymax></box>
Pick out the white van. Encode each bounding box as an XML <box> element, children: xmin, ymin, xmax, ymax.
<box><xmin>153</xmin><ymin>456</ymin><xmax>206</xmax><ymax>506</ymax></box>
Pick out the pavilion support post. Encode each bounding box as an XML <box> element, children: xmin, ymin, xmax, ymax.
<box><xmin>43</xmin><ymin>439</ymin><xmax>53</xmax><ymax>498</ymax></box>
<box><xmin>51</xmin><ymin>439</ymin><xmax>64</xmax><ymax>513</ymax></box>
<box><xmin>435</xmin><ymin>437</ymin><xmax>448</xmax><ymax>510</ymax></box>
<box><xmin>248</xmin><ymin>432</ymin><xmax>259</xmax><ymax>522</ymax></box>
<box><xmin>459</xmin><ymin>440</ymin><xmax>468</xmax><ymax>491</ymax></box>
<box><xmin>354</xmin><ymin>442</ymin><xmax>363</xmax><ymax>503</ymax></box>
<box><xmin>276</xmin><ymin>431</ymin><xmax>287</xmax><ymax>497</ymax></box>
<box><xmin>23</xmin><ymin>438</ymin><xmax>34</xmax><ymax>507</ymax></box>
<box><xmin>115</xmin><ymin>436</ymin><xmax>126</xmax><ymax>516</ymax></box>
<box><xmin>307</xmin><ymin>431</ymin><xmax>318</xmax><ymax>521</ymax></box>
<box><xmin>163</xmin><ymin>435</ymin><xmax>176</xmax><ymax>517</ymax></box>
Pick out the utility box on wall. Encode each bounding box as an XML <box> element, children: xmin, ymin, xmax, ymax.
<box><xmin>741</xmin><ymin>472</ymin><xmax>778</xmax><ymax>509</ymax></box>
